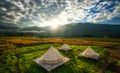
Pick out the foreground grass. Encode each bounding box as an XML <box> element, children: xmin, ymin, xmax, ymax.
<box><xmin>0</xmin><ymin>43</ymin><xmax>111</xmax><ymax>73</ymax></box>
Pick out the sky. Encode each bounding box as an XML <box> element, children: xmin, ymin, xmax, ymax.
<box><xmin>0</xmin><ymin>0</ymin><xmax>120</xmax><ymax>27</ymax></box>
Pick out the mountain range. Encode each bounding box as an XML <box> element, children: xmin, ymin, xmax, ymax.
<box><xmin>0</xmin><ymin>23</ymin><xmax>120</xmax><ymax>37</ymax></box>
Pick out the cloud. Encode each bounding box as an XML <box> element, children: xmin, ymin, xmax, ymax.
<box><xmin>0</xmin><ymin>0</ymin><xmax>120</xmax><ymax>27</ymax></box>
<box><xmin>87</xmin><ymin>1</ymin><xmax>120</xmax><ymax>23</ymax></box>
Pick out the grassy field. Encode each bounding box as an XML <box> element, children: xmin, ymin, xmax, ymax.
<box><xmin>0</xmin><ymin>36</ymin><xmax>120</xmax><ymax>73</ymax></box>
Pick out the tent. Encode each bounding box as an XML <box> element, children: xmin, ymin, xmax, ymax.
<box><xmin>40</xmin><ymin>46</ymin><xmax>64</xmax><ymax>64</ymax></box>
<box><xmin>59</xmin><ymin>44</ymin><xmax>72</xmax><ymax>52</ymax></box>
<box><xmin>79</xmin><ymin>47</ymin><xmax>99</xmax><ymax>60</ymax></box>
<box><xmin>34</xmin><ymin>46</ymin><xmax>69</xmax><ymax>71</ymax></box>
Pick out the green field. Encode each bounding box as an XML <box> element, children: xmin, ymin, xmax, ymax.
<box><xmin>0</xmin><ymin>37</ymin><xmax>120</xmax><ymax>73</ymax></box>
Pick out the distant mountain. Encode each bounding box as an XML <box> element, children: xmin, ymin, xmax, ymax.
<box><xmin>40</xmin><ymin>23</ymin><xmax>120</xmax><ymax>37</ymax></box>
<box><xmin>0</xmin><ymin>23</ymin><xmax>120</xmax><ymax>37</ymax></box>
<box><xmin>0</xmin><ymin>25</ymin><xmax>19</xmax><ymax>30</ymax></box>
<box><xmin>61</xmin><ymin>23</ymin><xmax>120</xmax><ymax>37</ymax></box>
<box><xmin>19</xmin><ymin>26</ymin><xmax>42</xmax><ymax>31</ymax></box>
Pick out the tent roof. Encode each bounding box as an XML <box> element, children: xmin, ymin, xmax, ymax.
<box><xmin>60</xmin><ymin>44</ymin><xmax>71</xmax><ymax>51</ymax></box>
<box><xmin>40</xmin><ymin>46</ymin><xmax>64</xmax><ymax>63</ymax></box>
<box><xmin>80</xmin><ymin>47</ymin><xmax>99</xmax><ymax>59</ymax></box>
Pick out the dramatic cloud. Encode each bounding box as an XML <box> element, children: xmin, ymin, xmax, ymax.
<box><xmin>0</xmin><ymin>0</ymin><xmax>120</xmax><ymax>27</ymax></box>
<box><xmin>87</xmin><ymin>1</ymin><xmax>120</xmax><ymax>23</ymax></box>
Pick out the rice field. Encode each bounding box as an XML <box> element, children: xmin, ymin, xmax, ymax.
<box><xmin>0</xmin><ymin>36</ymin><xmax>120</xmax><ymax>73</ymax></box>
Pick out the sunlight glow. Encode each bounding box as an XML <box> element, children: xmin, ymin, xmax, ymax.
<box><xmin>50</xmin><ymin>19</ymin><xmax>60</xmax><ymax>30</ymax></box>
<box><xmin>39</xmin><ymin>18</ymin><xmax>60</xmax><ymax>29</ymax></box>
<box><xmin>51</xmin><ymin>24</ymin><xmax>59</xmax><ymax>30</ymax></box>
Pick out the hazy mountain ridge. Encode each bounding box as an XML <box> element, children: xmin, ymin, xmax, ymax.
<box><xmin>0</xmin><ymin>23</ymin><xmax>120</xmax><ymax>37</ymax></box>
<box><xmin>62</xmin><ymin>23</ymin><xmax>120</xmax><ymax>37</ymax></box>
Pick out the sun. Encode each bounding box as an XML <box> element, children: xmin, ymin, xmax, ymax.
<box><xmin>40</xmin><ymin>18</ymin><xmax>61</xmax><ymax>30</ymax></box>
<box><xmin>51</xmin><ymin>24</ymin><xmax>59</xmax><ymax>29</ymax></box>
<box><xmin>49</xmin><ymin>19</ymin><xmax>60</xmax><ymax>30</ymax></box>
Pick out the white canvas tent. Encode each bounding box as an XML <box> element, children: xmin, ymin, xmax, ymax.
<box><xmin>59</xmin><ymin>44</ymin><xmax>72</xmax><ymax>52</ymax></box>
<box><xmin>34</xmin><ymin>46</ymin><xmax>69</xmax><ymax>71</ymax></box>
<box><xmin>79</xmin><ymin>47</ymin><xmax>99</xmax><ymax>60</ymax></box>
<box><xmin>40</xmin><ymin>46</ymin><xmax>64</xmax><ymax>64</ymax></box>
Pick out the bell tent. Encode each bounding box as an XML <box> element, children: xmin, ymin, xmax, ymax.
<box><xmin>34</xmin><ymin>46</ymin><xmax>69</xmax><ymax>71</ymax></box>
<box><xmin>59</xmin><ymin>44</ymin><xmax>72</xmax><ymax>52</ymax></box>
<box><xmin>79</xmin><ymin>47</ymin><xmax>99</xmax><ymax>60</ymax></box>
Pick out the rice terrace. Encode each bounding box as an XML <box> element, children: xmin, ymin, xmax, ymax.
<box><xmin>0</xmin><ymin>36</ymin><xmax>120</xmax><ymax>73</ymax></box>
